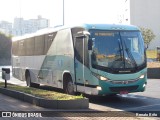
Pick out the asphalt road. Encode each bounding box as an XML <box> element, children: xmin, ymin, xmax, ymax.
<box><xmin>0</xmin><ymin>67</ymin><xmax>160</xmax><ymax>116</ymax></box>
<box><xmin>88</xmin><ymin>79</ymin><xmax>160</xmax><ymax>112</ymax></box>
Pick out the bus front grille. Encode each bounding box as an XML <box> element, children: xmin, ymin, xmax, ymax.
<box><xmin>109</xmin><ymin>79</ymin><xmax>139</xmax><ymax>85</ymax></box>
<box><xmin>109</xmin><ymin>86</ymin><xmax>139</xmax><ymax>92</ymax></box>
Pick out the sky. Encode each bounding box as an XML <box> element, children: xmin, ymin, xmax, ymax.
<box><xmin>0</xmin><ymin>0</ymin><xmax>128</xmax><ymax>27</ymax></box>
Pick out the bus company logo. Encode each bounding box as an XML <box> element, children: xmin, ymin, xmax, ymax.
<box><xmin>2</xmin><ymin>112</ymin><xmax>11</xmax><ymax>117</ymax></box>
<box><xmin>119</xmin><ymin>71</ymin><xmax>131</xmax><ymax>73</ymax></box>
<box><xmin>122</xmin><ymin>81</ymin><xmax>128</xmax><ymax>84</ymax></box>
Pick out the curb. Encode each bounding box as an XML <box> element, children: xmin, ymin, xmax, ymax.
<box><xmin>0</xmin><ymin>87</ymin><xmax>89</xmax><ymax>109</ymax></box>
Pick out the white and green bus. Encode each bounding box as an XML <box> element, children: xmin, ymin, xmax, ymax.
<box><xmin>12</xmin><ymin>24</ymin><xmax>147</xmax><ymax>95</ymax></box>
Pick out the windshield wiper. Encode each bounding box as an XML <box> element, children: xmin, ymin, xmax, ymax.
<box><xmin>123</xmin><ymin>41</ymin><xmax>138</xmax><ymax>69</ymax></box>
<box><xmin>118</xmin><ymin>39</ymin><xmax>123</xmax><ymax>61</ymax></box>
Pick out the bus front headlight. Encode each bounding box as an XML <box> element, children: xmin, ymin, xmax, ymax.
<box><xmin>96</xmin><ymin>86</ymin><xmax>102</xmax><ymax>90</ymax></box>
<box><xmin>100</xmin><ymin>76</ymin><xmax>108</xmax><ymax>81</ymax></box>
<box><xmin>139</xmin><ymin>74</ymin><xmax>145</xmax><ymax>79</ymax></box>
<box><xmin>92</xmin><ymin>72</ymin><xmax>108</xmax><ymax>81</ymax></box>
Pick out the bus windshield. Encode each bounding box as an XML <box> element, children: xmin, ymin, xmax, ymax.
<box><xmin>90</xmin><ymin>30</ymin><xmax>145</xmax><ymax>72</ymax></box>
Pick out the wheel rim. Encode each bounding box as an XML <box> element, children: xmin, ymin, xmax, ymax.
<box><xmin>67</xmin><ymin>81</ymin><xmax>74</xmax><ymax>94</ymax></box>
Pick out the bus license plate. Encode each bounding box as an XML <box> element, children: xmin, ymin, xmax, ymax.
<box><xmin>120</xmin><ymin>91</ymin><xmax>128</xmax><ymax>95</ymax></box>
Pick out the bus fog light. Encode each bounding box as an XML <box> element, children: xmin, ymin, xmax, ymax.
<box><xmin>97</xmin><ymin>86</ymin><xmax>102</xmax><ymax>91</ymax></box>
<box><xmin>143</xmin><ymin>84</ymin><xmax>146</xmax><ymax>88</ymax></box>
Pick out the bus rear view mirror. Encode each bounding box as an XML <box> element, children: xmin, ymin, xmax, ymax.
<box><xmin>76</xmin><ymin>31</ymin><xmax>90</xmax><ymax>38</ymax></box>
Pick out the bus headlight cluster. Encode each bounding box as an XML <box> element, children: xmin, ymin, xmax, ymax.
<box><xmin>100</xmin><ymin>76</ymin><xmax>108</xmax><ymax>81</ymax></box>
<box><xmin>139</xmin><ymin>74</ymin><xmax>145</xmax><ymax>79</ymax></box>
<box><xmin>96</xmin><ymin>86</ymin><xmax>102</xmax><ymax>90</ymax></box>
<box><xmin>92</xmin><ymin>72</ymin><xmax>108</xmax><ymax>81</ymax></box>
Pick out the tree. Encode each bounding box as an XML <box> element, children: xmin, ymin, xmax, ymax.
<box><xmin>0</xmin><ymin>32</ymin><xmax>12</xmax><ymax>65</ymax></box>
<box><xmin>140</xmin><ymin>27</ymin><xmax>155</xmax><ymax>49</ymax></box>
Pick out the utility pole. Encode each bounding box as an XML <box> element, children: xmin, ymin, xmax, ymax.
<box><xmin>63</xmin><ymin>0</ymin><xmax>64</xmax><ymax>26</ymax></box>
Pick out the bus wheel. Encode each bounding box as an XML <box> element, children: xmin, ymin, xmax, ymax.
<box><xmin>66</xmin><ymin>80</ymin><xmax>75</xmax><ymax>95</ymax></box>
<box><xmin>64</xmin><ymin>77</ymin><xmax>75</xmax><ymax>95</ymax></box>
<box><xmin>26</xmin><ymin>72</ymin><xmax>39</xmax><ymax>88</ymax></box>
<box><xmin>26</xmin><ymin>72</ymin><xmax>31</xmax><ymax>87</ymax></box>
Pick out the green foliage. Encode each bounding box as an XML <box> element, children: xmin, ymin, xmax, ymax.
<box><xmin>140</xmin><ymin>27</ymin><xmax>156</xmax><ymax>49</ymax></box>
<box><xmin>0</xmin><ymin>82</ymin><xmax>83</xmax><ymax>100</ymax></box>
<box><xmin>0</xmin><ymin>32</ymin><xmax>12</xmax><ymax>65</ymax></box>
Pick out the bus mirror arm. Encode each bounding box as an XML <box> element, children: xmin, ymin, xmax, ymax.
<box><xmin>88</xmin><ymin>39</ymin><xmax>93</xmax><ymax>50</ymax></box>
<box><xmin>37</xmin><ymin>76</ymin><xmax>43</xmax><ymax>79</ymax></box>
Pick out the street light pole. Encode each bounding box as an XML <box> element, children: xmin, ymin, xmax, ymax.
<box><xmin>63</xmin><ymin>0</ymin><xmax>64</xmax><ymax>26</ymax></box>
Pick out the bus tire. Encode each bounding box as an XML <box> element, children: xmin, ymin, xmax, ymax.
<box><xmin>64</xmin><ymin>75</ymin><xmax>75</xmax><ymax>95</ymax></box>
<box><xmin>26</xmin><ymin>71</ymin><xmax>32</xmax><ymax>87</ymax></box>
<box><xmin>31</xmin><ymin>82</ymin><xmax>40</xmax><ymax>88</ymax></box>
<box><xmin>26</xmin><ymin>71</ymin><xmax>39</xmax><ymax>88</ymax></box>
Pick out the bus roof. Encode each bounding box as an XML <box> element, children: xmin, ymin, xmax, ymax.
<box><xmin>12</xmin><ymin>24</ymin><xmax>140</xmax><ymax>41</ymax></box>
<box><xmin>82</xmin><ymin>24</ymin><xmax>139</xmax><ymax>31</ymax></box>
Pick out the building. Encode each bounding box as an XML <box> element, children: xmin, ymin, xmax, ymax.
<box><xmin>37</xmin><ymin>15</ymin><xmax>49</xmax><ymax>29</ymax></box>
<box><xmin>0</xmin><ymin>21</ymin><xmax>12</xmax><ymax>35</ymax></box>
<box><xmin>13</xmin><ymin>16</ymin><xmax>50</xmax><ymax>36</ymax></box>
<box><xmin>130</xmin><ymin>0</ymin><xmax>160</xmax><ymax>49</ymax></box>
<box><xmin>12</xmin><ymin>18</ymin><xmax>25</xmax><ymax>36</ymax></box>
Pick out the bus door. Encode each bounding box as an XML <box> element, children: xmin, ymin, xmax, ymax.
<box><xmin>74</xmin><ymin>34</ymin><xmax>89</xmax><ymax>93</ymax></box>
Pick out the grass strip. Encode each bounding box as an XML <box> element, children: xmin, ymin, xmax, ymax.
<box><xmin>0</xmin><ymin>82</ymin><xmax>83</xmax><ymax>100</ymax></box>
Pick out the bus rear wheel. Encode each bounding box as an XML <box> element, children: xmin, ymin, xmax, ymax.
<box><xmin>64</xmin><ymin>76</ymin><xmax>75</xmax><ymax>95</ymax></box>
<box><xmin>26</xmin><ymin>71</ymin><xmax>39</xmax><ymax>88</ymax></box>
<box><xmin>26</xmin><ymin>72</ymin><xmax>31</xmax><ymax>87</ymax></box>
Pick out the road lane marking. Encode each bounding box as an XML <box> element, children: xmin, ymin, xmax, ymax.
<box><xmin>125</xmin><ymin>104</ymin><xmax>160</xmax><ymax>111</ymax></box>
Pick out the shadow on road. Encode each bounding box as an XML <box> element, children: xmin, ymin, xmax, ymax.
<box><xmin>36</xmin><ymin>85</ymin><xmax>160</xmax><ymax>111</ymax></box>
<box><xmin>86</xmin><ymin>94</ymin><xmax>160</xmax><ymax>111</ymax></box>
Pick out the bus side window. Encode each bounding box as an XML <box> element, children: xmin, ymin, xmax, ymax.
<box><xmin>35</xmin><ymin>35</ymin><xmax>45</xmax><ymax>55</ymax></box>
<box><xmin>26</xmin><ymin>37</ymin><xmax>35</xmax><ymax>56</ymax></box>
<box><xmin>75</xmin><ymin>36</ymin><xmax>89</xmax><ymax>67</ymax></box>
<box><xmin>75</xmin><ymin>37</ymin><xmax>83</xmax><ymax>63</ymax></box>
<box><xmin>12</xmin><ymin>41</ymin><xmax>19</xmax><ymax>56</ymax></box>
<box><xmin>44</xmin><ymin>32</ymin><xmax>57</xmax><ymax>54</ymax></box>
<box><xmin>18</xmin><ymin>40</ymin><xmax>25</xmax><ymax>56</ymax></box>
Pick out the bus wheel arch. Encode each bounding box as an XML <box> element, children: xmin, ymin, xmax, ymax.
<box><xmin>63</xmin><ymin>73</ymin><xmax>75</xmax><ymax>95</ymax></box>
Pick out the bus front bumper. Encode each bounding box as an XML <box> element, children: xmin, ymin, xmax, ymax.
<box><xmin>98</xmin><ymin>77</ymin><xmax>147</xmax><ymax>95</ymax></box>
